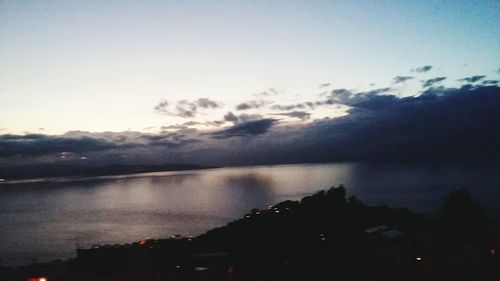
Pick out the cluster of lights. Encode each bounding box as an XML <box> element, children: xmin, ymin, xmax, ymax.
<box><xmin>28</xmin><ymin>277</ymin><xmax>47</xmax><ymax>281</ymax></box>
<box><xmin>320</xmin><ymin>233</ymin><xmax>327</xmax><ymax>241</ymax></box>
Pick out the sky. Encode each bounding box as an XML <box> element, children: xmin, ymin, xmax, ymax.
<box><xmin>0</xmin><ymin>0</ymin><xmax>499</xmax><ymax>167</ymax></box>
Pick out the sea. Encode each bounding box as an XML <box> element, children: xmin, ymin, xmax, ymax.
<box><xmin>1</xmin><ymin>162</ymin><xmax>499</xmax><ymax>266</ymax></box>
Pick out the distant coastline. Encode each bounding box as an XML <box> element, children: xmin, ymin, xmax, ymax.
<box><xmin>0</xmin><ymin>163</ymin><xmax>214</xmax><ymax>184</ymax></box>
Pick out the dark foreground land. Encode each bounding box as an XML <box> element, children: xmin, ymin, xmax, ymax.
<box><xmin>1</xmin><ymin>186</ymin><xmax>499</xmax><ymax>281</ymax></box>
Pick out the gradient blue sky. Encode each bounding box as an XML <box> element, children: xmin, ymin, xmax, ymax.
<box><xmin>1</xmin><ymin>0</ymin><xmax>499</xmax><ymax>134</ymax></box>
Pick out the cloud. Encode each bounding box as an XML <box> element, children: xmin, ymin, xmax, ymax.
<box><xmin>482</xmin><ymin>80</ymin><xmax>499</xmax><ymax>85</ymax></box>
<box><xmin>325</xmin><ymin>88</ymin><xmax>393</xmax><ymax>107</ymax></box>
<box><xmin>196</xmin><ymin>98</ymin><xmax>220</xmax><ymax>109</ymax></box>
<box><xmin>224</xmin><ymin>111</ymin><xmax>239</xmax><ymax>122</ymax></box>
<box><xmin>0</xmin><ymin>134</ymin><xmax>126</xmax><ymax>157</ymax></box>
<box><xmin>224</xmin><ymin>111</ymin><xmax>263</xmax><ymax>124</ymax></box>
<box><xmin>235</xmin><ymin>100</ymin><xmax>268</xmax><ymax>110</ymax></box>
<box><xmin>277</xmin><ymin>84</ymin><xmax>500</xmax><ymax>163</ymax></box>
<box><xmin>155</xmin><ymin>98</ymin><xmax>221</xmax><ymax>117</ymax></box>
<box><xmin>154</xmin><ymin>100</ymin><xmax>169</xmax><ymax>112</ymax></box>
<box><xmin>392</xmin><ymin>76</ymin><xmax>414</xmax><ymax>83</ymax></box>
<box><xmin>4</xmin><ymin>75</ymin><xmax>499</xmax><ymax>167</ymax></box>
<box><xmin>271</xmin><ymin>101</ymin><xmax>316</xmax><ymax>111</ymax></box>
<box><xmin>175</xmin><ymin>100</ymin><xmax>199</xmax><ymax>118</ymax></box>
<box><xmin>422</xmin><ymin>77</ymin><xmax>446</xmax><ymax>88</ymax></box>
<box><xmin>458</xmin><ymin>75</ymin><xmax>486</xmax><ymax>83</ymax></box>
<box><xmin>274</xmin><ymin>111</ymin><xmax>311</xmax><ymax>120</ymax></box>
<box><xmin>140</xmin><ymin>132</ymin><xmax>200</xmax><ymax>148</ymax></box>
<box><xmin>412</xmin><ymin>65</ymin><xmax>433</xmax><ymax>73</ymax></box>
<box><xmin>253</xmin><ymin>88</ymin><xmax>279</xmax><ymax>97</ymax></box>
<box><xmin>212</xmin><ymin>119</ymin><xmax>277</xmax><ymax>139</ymax></box>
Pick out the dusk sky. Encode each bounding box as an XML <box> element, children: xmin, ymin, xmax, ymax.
<box><xmin>1</xmin><ymin>0</ymin><xmax>499</xmax><ymax>166</ymax></box>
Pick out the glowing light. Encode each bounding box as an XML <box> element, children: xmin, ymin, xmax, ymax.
<box><xmin>80</xmin><ymin>156</ymin><xmax>88</xmax><ymax>160</ymax></box>
<box><xmin>138</xmin><ymin>240</ymin><xmax>146</xmax><ymax>245</ymax></box>
<box><xmin>416</xmin><ymin>257</ymin><xmax>423</xmax><ymax>261</ymax></box>
<box><xmin>491</xmin><ymin>249</ymin><xmax>496</xmax><ymax>256</ymax></box>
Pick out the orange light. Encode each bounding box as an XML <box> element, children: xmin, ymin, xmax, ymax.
<box><xmin>28</xmin><ymin>277</ymin><xmax>47</xmax><ymax>281</ymax></box>
<box><xmin>138</xmin><ymin>240</ymin><xmax>146</xmax><ymax>245</ymax></box>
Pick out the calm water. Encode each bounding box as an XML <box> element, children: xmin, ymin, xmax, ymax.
<box><xmin>1</xmin><ymin>162</ymin><xmax>499</xmax><ymax>266</ymax></box>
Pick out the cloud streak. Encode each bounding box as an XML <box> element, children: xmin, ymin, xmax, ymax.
<box><xmin>422</xmin><ymin>77</ymin><xmax>446</xmax><ymax>88</ymax></box>
<box><xmin>211</xmin><ymin>119</ymin><xmax>277</xmax><ymax>139</ymax></box>
<box><xmin>155</xmin><ymin>98</ymin><xmax>221</xmax><ymax>118</ymax></box>
<box><xmin>412</xmin><ymin>65</ymin><xmax>433</xmax><ymax>73</ymax></box>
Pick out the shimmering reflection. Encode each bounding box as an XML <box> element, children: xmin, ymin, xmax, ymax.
<box><xmin>0</xmin><ymin>162</ymin><xmax>499</xmax><ymax>266</ymax></box>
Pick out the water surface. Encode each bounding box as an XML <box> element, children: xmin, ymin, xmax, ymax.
<box><xmin>1</xmin><ymin>162</ymin><xmax>499</xmax><ymax>266</ymax></box>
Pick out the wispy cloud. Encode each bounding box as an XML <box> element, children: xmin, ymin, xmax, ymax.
<box><xmin>235</xmin><ymin>100</ymin><xmax>269</xmax><ymax>110</ymax></box>
<box><xmin>412</xmin><ymin>65</ymin><xmax>433</xmax><ymax>73</ymax></box>
<box><xmin>273</xmin><ymin>111</ymin><xmax>311</xmax><ymax>120</ymax></box>
<box><xmin>392</xmin><ymin>76</ymin><xmax>414</xmax><ymax>84</ymax></box>
<box><xmin>155</xmin><ymin>98</ymin><xmax>221</xmax><ymax>118</ymax></box>
<box><xmin>422</xmin><ymin>77</ymin><xmax>446</xmax><ymax>88</ymax></box>
<box><xmin>458</xmin><ymin>75</ymin><xmax>486</xmax><ymax>83</ymax></box>
<box><xmin>211</xmin><ymin>119</ymin><xmax>277</xmax><ymax>139</ymax></box>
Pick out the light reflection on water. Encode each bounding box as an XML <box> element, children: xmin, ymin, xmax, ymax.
<box><xmin>0</xmin><ymin>162</ymin><xmax>499</xmax><ymax>266</ymax></box>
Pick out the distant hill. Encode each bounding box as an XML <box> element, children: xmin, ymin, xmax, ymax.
<box><xmin>0</xmin><ymin>163</ymin><xmax>209</xmax><ymax>181</ymax></box>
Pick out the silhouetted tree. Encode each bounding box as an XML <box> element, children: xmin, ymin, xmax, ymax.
<box><xmin>439</xmin><ymin>189</ymin><xmax>488</xmax><ymax>242</ymax></box>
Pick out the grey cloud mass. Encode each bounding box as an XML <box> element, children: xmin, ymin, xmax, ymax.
<box><xmin>392</xmin><ymin>76</ymin><xmax>414</xmax><ymax>83</ymax></box>
<box><xmin>274</xmin><ymin>111</ymin><xmax>311</xmax><ymax>120</ymax></box>
<box><xmin>0</xmin><ymin>134</ymin><xmax>127</xmax><ymax>157</ymax></box>
<box><xmin>458</xmin><ymin>75</ymin><xmax>486</xmax><ymax>83</ymax></box>
<box><xmin>2</xmin><ymin>78</ymin><xmax>499</xmax><ymax>167</ymax></box>
<box><xmin>412</xmin><ymin>65</ymin><xmax>433</xmax><ymax>73</ymax></box>
<box><xmin>211</xmin><ymin>119</ymin><xmax>277</xmax><ymax>139</ymax></box>
<box><xmin>422</xmin><ymin>77</ymin><xmax>446</xmax><ymax>88</ymax></box>
<box><xmin>155</xmin><ymin>98</ymin><xmax>221</xmax><ymax>117</ymax></box>
<box><xmin>235</xmin><ymin>100</ymin><xmax>268</xmax><ymax>110</ymax></box>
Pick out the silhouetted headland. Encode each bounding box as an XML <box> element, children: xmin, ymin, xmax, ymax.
<box><xmin>1</xmin><ymin>186</ymin><xmax>499</xmax><ymax>281</ymax></box>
